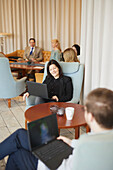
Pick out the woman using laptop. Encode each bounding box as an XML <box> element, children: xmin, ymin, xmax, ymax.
<box><xmin>23</xmin><ymin>59</ymin><xmax>73</xmax><ymax>104</ymax></box>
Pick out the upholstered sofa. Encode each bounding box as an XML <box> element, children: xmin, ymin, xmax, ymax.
<box><xmin>5</xmin><ymin>50</ymin><xmax>51</xmax><ymax>62</ymax></box>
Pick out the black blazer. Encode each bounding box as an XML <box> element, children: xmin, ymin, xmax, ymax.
<box><xmin>43</xmin><ymin>75</ymin><xmax>73</xmax><ymax>102</ymax></box>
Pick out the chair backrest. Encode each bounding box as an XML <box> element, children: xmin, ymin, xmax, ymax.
<box><xmin>0</xmin><ymin>57</ymin><xmax>16</xmax><ymax>98</ymax></box>
<box><xmin>35</xmin><ymin>73</ymin><xmax>44</xmax><ymax>83</ymax></box>
<box><xmin>72</xmin><ymin>131</ymin><xmax>113</xmax><ymax>170</ymax></box>
<box><xmin>17</xmin><ymin>50</ymin><xmax>25</xmax><ymax>58</ymax></box>
<box><xmin>42</xmin><ymin>51</ymin><xmax>51</xmax><ymax>62</ymax></box>
<box><xmin>0</xmin><ymin>52</ymin><xmax>6</xmax><ymax>57</ymax></box>
<box><xmin>43</xmin><ymin>62</ymin><xmax>84</xmax><ymax>103</ymax></box>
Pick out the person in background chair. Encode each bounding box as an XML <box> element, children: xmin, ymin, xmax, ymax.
<box><xmin>23</xmin><ymin>59</ymin><xmax>73</xmax><ymax>104</ymax></box>
<box><xmin>0</xmin><ymin>88</ymin><xmax>113</xmax><ymax>170</ymax></box>
<box><xmin>39</xmin><ymin>39</ymin><xmax>62</xmax><ymax>74</ymax></box>
<box><xmin>23</xmin><ymin>38</ymin><xmax>43</xmax><ymax>62</ymax></box>
<box><xmin>63</xmin><ymin>48</ymin><xmax>79</xmax><ymax>62</ymax></box>
<box><xmin>50</xmin><ymin>39</ymin><xmax>62</xmax><ymax>62</ymax></box>
<box><xmin>72</xmin><ymin>44</ymin><xmax>80</xmax><ymax>56</ymax></box>
<box><xmin>72</xmin><ymin>44</ymin><xmax>80</xmax><ymax>61</ymax></box>
<box><xmin>23</xmin><ymin>38</ymin><xmax>43</xmax><ymax>81</ymax></box>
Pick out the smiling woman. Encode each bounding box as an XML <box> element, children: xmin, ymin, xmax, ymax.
<box><xmin>49</xmin><ymin>64</ymin><xmax>59</xmax><ymax>79</ymax></box>
<box><xmin>23</xmin><ymin>59</ymin><xmax>73</xmax><ymax>104</ymax></box>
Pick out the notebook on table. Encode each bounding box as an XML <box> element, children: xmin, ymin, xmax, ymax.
<box><xmin>27</xmin><ymin>114</ymin><xmax>73</xmax><ymax>170</ymax></box>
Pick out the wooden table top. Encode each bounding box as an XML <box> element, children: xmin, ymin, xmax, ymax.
<box><xmin>10</xmin><ymin>61</ymin><xmax>45</xmax><ymax>70</ymax></box>
<box><xmin>25</xmin><ymin>102</ymin><xmax>86</xmax><ymax>129</ymax></box>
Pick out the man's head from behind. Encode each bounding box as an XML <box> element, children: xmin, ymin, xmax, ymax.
<box><xmin>29</xmin><ymin>38</ymin><xmax>36</xmax><ymax>47</ymax></box>
<box><xmin>85</xmin><ymin>88</ymin><xmax>113</xmax><ymax>131</ymax></box>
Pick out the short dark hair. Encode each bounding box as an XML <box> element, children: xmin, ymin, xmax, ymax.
<box><xmin>72</xmin><ymin>44</ymin><xmax>80</xmax><ymax>55</ymax></box>
<box><xmin>47</xmin><ymin>59</ymin><xmax>63</xmax><ymax>78</ymax></box>
<box><xmin>85</xmin><ymin>88</ymin><xmax>113</xmax><ymax>129</ymax></box>
<box><xmin>29</xmin><ymin>38</ymin><xmax>35</xmax><ymax>43</ymax></box>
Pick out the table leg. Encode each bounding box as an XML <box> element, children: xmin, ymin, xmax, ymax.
<box><xmin>25</xmin><ymin>120</ymin><xmax>27</xmax><ymax>130</ymax></box>
<box><xmin>58</xmin><ymin>129</ymin><xmax>60</xmax><ymax>135</ymax></box>
<box><xmin>86</xmin><ymin>125</ymin><xmax>90</xmax><ymax>133</ymax></box>
<box><xmin>17</xmin><ymin>69</ymin><xmax>26</xmax><ymax>79</ymax></box>
<box><xmin>75</xmin><ymin>127</ymin><xmax>80</xmax><ymax>139</ymax></box>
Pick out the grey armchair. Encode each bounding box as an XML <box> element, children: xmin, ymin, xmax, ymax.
<box><xmin>26</xmin><ymin>62</ymin><xmax>84</xmax><ymax>110</ymax></box>
<box><xmin>0</xmin><ymin>57</ymin><xmax>27</xmax><ymax>107</ymax></box>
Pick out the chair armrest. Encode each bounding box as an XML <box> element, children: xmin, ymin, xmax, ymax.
<box><xmin>26</xmin><ymin>95</ymin><xmax>36</xmax><ymax>106</ymax></box>
<box><xmin>16</xmin><ymin>77</ymin><xmax>27</xmax><ymax>83</ymax></box>
<box><xmin>15</xmin><ymin>77</ymin><xmax>27</xmax><ymax>94</ymax></box>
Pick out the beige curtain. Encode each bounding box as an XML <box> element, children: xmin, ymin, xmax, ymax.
<box><xmin>81</xmin><ymin>0</ymin><xmax>113</xmax><ymax>100</ymax></box>
<box><xmin>0</xmin><ymin>0</ymin><xmax>81</xmax><ymax>53</ymax></box>
<box><xmin>56</xmin><ymin>0</ymin><xmax>81</xmax><ymax>50</ymax></box>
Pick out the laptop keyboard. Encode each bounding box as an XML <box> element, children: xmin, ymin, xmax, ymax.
<box><xmin>36</xmin><ymin>140</ymin><xmax>70</xmax><ymax>161</ymax></box>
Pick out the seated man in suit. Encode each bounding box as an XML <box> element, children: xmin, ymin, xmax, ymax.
<box><xmin>23</xmin><ymin>38</ymin><xmax>43</xmax><ymax>81</ymax></box>
<box><xmin>23</xmin><ymin>38</ymin><xmax>43</xmax><ymax>62</ymax></box>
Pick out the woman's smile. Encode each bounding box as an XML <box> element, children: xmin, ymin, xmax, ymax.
<box><xmin>49</xmin><ymin>64</ymin><xmax>59</xmax><ymax>79</ymax></box>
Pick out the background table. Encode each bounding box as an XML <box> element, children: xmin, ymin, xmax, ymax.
<box><xmin>10</xmin><ymin>61</ymin><xmax>45</xmax><ymax>77</ymax></box>
<box><xmin>25</xmin><ymin>102</ymin><xmax>90</xmax><ymax>139</ymax></box>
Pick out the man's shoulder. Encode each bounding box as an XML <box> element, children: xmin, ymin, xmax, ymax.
<box><xmin>24</xmin><ymin>46</ymin><xmax>30</xmax><ymax>50</ymax></box>
<box><xmin>35</xmin><ymin>46</ymin><xmax>42</xmax><ymax>51</ymax></box>
<box><xmin>79</xmin><ymin>130</ymin><xmax>113</xmax><ymax>143</ymax></box>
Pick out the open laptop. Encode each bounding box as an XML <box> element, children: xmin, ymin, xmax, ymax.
<box><xmin>27</xmin><ymin>81</ymin><xmax>55</xmax><ymax>101</ymax></box>
<box><xmin>27</xmin><ymin>114</ymin><xmax>73</xmax><ymax>170</ymax></box>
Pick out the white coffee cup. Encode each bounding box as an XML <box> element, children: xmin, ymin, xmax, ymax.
<box><xmin>65</xmin><ymin>107</ymin><xmax>74</xmax><ymax>120</ymax></box>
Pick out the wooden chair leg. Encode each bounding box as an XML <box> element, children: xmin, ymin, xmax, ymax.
<box><xmin>8</xmin><ymin>99</ymin><xmax>11</xmax><ymax>108</ymax></box>
<box><xmin>86</xmin><ymin>124</ymin><xmax>90</xmax><ymax>133</ymax></box>
<box><xmin>25</xmin><ymin>120</ymin><xmax>27</xmax><ymax>130</ymax></box>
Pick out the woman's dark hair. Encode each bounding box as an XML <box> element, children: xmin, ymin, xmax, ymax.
<box><xmin>72</xmin><ymin>44</ymin><xmax>80</xmax><ymax>55</ymax></box>
<box><xmin>47</xmin><ymin>59</ymin><xmax>63</xmax><ymax>78</ymax></box>
<box><xmin>29</xmin><ymin>38</ymin><xmax>35</xmax><ymax>43</ymax></box>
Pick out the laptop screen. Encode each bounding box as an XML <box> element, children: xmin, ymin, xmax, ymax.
<box><xmin>28</xmin><ymin>114</ymin><xmax>59</xmax><ymax>151</ymax></box>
